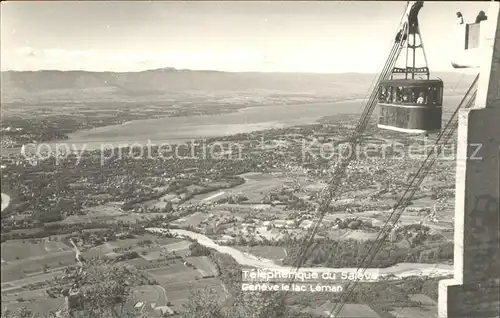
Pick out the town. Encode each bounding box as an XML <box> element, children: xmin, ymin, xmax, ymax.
<box><xmin>1</xmin><ymin>115</ymin><xmax>455</xmax><ymax>317</ymax></box>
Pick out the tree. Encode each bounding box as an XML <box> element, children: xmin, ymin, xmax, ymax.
<box><xmin>54</xmin><ymin>240</ymin><xmax>148</xmax><ymax>318</ymax></box>
<box><xmin>182</xmin><ymin>287</ymin><xmax>224</xmax><ymax>318</ymax></box>
<box><xmin>227</xmin><ymin>292</ymin><xmax>288</xmax><ymax>318</ymax></box>
<box><xmin>189</xmin><ymin>242</ymin><xmax>210</xmax><ymax>257</ymax></box>
<box><xmin>182</xmin><ymin>287</ymin><xmax>295</xmax><ymax>318</ymax></box>
<box><xmin>162</xmin><ymin>201</ymin><xmax>173</xmax><ymax>213</ymax></box>
<box><xmin>1</xmin><ymin>307</ymin><xmax>33</xmax><ymax>318</ymax></box>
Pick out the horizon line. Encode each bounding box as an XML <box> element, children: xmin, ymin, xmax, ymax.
<box><xmin>0</xmin><ymin>66</ymin><xmax>466</xmax><ymax>75</ymax></box>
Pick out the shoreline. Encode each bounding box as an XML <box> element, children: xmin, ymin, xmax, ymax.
<box><xmin>1</xmin><ymin>94</ymin><xmax>465</xmax><ymax>156</ymax></box>
<box><xmin>1</xmin><ymin>98</ymin><xmax>366</xmax><ymax>155</ymax></box>
<box><xmin>66</xmin><ymin>97</ymin><xmax>368</xmax><ymax>137</ymax></box>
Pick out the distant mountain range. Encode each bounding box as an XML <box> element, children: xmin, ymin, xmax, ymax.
<box><xmin>1</xmin><ymin>68</ymin><xmax>476</xmax><ymax>103</ymax></box>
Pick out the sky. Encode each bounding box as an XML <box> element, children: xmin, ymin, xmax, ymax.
<box><xmin>0</xmin><ymin>1</ymin><xmax>493</xmax><ymax>73</ymax></box>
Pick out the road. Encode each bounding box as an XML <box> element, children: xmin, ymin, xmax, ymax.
<box><xmin>146</xmin><ymin>228</ymin><xmax>453</xmax><ymax>279</ymax></box>
<box><xmin>202</xmin><ymin>191</ymin><xmax>226</xmax><ymax>202</ymax></box>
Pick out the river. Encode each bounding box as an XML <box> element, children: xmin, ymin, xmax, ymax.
<box><xmin>146</xmin><ymin>228</ymin><xmax>453</xmax><ymax>279</ymax></box>
<box><xmin>1</xmin><ymin>193</ymin><xmax>10</xmax><ymax>213</ymax></box>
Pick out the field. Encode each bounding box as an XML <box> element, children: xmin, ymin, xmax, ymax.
<box><xmin>389</xmin><ymin>295</ymin><xmax>438</xmax><ymax>318</ymax></box>
<box><xmin>141</xmin><ymin>193</ymin><xmax>177</xmax><ymax>209</ymax></box>
<box><xmin>1</xmin><ymin>271</ymin><xmax>62</xmax><ymax>293</ymax></box>
<box><xmin>229</xmin><ymin>172</ymin><xmax>288</xmax><ymax>203</ymax></box>
<box><xmin>162</xmin><ymin>241</ymin><xmax>192</xmax><ymax>253</ymax></box>
<box><xmin>1</xmin><ymin>239</ymin><xmax>76</xmax><ymax>283</ymax></box>
<box><xmin>56</xmin><ymin>202</ymin><xmax>177</xmax><ymax>225</ymax></box>
<box><xmin>169</xmin><ymin>172</ymin><xmax>291</xmax><ymax>207</ymax></box>
<box><xmin>182</xmin><ymin>172</ymin><xmax>286</xmax><ymax>206</ymax></box>
<box><xmin>233</xmin><ymin>245</ymin><xmax>288</xmax><ymax>261</ymax></box>
<box><xmin>61</xmin><ymin>211</ymin><xmax>167</xmax><ymax>224</ymax></box>
<box><xmin>83</xmin><ymin>235</ymin><xmax>186</xmax><ymax>259</ymax></box>
<box><xmin>1</xmin><ymin>251</ymin><xmax>75</xmax><ymax>282</ymax></box>
<box><xmin>131</xmin><ymin>285</ymin><xmax>169</xmax><ymax>307</ymax></box>
<box><xmin>1</xmin><ymin>239</ymin><xmax>71</xmax><ymax>262</ymax></box>
<box><xmin>185</xmin><ymin>190</ymin><xmax>230</xmax><ymax>204</ymax></box>
<box><xmin>162</xmin><ymin>278</ymin><xmax>226</xmax><ymax>312</ymax></box>
<box><xmin>2</xmin><ymin>283</ymin><xmax>63</xmax><ymax>315</ymax></box>
<box><xmin>186</xmin><ymin>256</ymin><xmax>218</xmax><ymax>277</ymax></box>
<box><xmin>321</xmin><ymin>303</ymin><xmax>383</xmax><ymax>318</ymax></box>
<box><xmin>0</xmin><ymin>235</ymin><xmax>186</xmax><ymax>288</ymax></box>
<box><xmin>0</xmin><ymin>233</ymin><xmax>206</xmax><ymax>315</ymax></box>
<box><xmin>217</xmin><ymin>203</ymin><xmax>290</xmax><ymax>218</ymax></box>
<box><xmin>139</xmin><ymin>256</ymin><xmax>226</xmax><ymax>313</ymax></box>
<box><xmin>171</xmin><ymin>212</ymin><xmax>210</xmax><ymax>228</ymax></box>
<box><xmin>146</xmin><ymin>261</ymin><xmax>200</xmax><ymax>283</ymax></box>
<box><xmin>1</xmin><ymin>297</ymin><xmax>63</xmax><ymax>316</ymax></box>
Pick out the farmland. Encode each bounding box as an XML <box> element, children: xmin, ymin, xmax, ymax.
<box><xmin>1</xmin><ymin>239</ymin><xmax>71</xmax><ymax>262</ymax></box>
<box><xmin>163</xmin><ymin>277</ymin><xmax>226</xmax><ymax>310</ymax></box>
<box><xmin>125</xmin><ymin>247</ymin><xmax>227</xmax><ymax>314</ymax></box>
<box><xmin>233</xmin><ymin>245</ymin><xmax>288</xmax><ymax>262</ymax></box>
<box><xmin>1</xmin><ymin>239</ymin><xmax>76</xmax><ymax>284</ymax></box>
<box><xmin>0</xmin><ymin>232</ymin><xmax>227</xmax><ymax>316</ymax></box>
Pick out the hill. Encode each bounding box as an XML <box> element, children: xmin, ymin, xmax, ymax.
<box><xmin>1</xmin><ymin>68</ymin><xmax>475</xmax><ymax>103</ymax></box>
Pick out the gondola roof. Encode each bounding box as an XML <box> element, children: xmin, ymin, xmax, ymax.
<box><xmin>380</xmin><ymin>79</ymin><xmax>443</xmax><ymax>86</ymax></box>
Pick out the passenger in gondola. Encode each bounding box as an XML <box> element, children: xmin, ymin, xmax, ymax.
<box><xmin>396</xmin><ymin>87</ymin><xmax>403</xmax><ymax>103</ymax></box>
<box><xmin>380</xmin><ymin>87</ymin><xmax>387</xmax><ymax>101</ymax></box>
<box><xmin>456</xmin><ymin>12</ymin><xmax>464</xmax><ymax>25</ymax></box>
<box><xmin>416</xmin><ymin>92</ymin><xmax>425</xmax><ymax>104</ymax></box>
<box><xmin>475</xmin><ymin>11</ymin><xmax>487</xmax><ymax>23</ymax></box>
<box><xmin>386</xmin><ymin>87</ymin><xmax>392</xmax><ymax>102</ymax></box>
<box><xmin>402</xmin><ymin>93</ymin><xmax>409</xmax><ymax>103</ymax></box>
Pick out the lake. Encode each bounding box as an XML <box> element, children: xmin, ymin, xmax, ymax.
<box><xmin>48</xmin><ymin>95</ymin><xmax>463</xmax><ymax>151</ymax></box>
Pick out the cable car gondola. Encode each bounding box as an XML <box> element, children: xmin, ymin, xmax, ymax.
<box><xmin>377</xmin><ymin>1</ymin><xmax>443</xmax><ymax>134</ymax></box>
<box><xmin>378</xmin><ymin>78</ymin><xmax>443</xmax><ymax>134</ymax></box>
